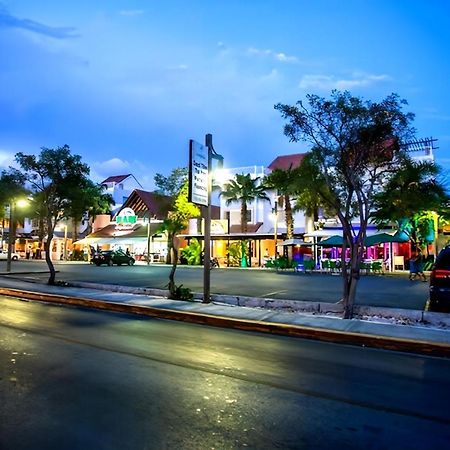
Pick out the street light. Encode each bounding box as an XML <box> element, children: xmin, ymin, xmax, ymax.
<box><xmin>146</xmin><ymin>214</ymin><xmax>156</xmax><ymax>265</ymax></box>
<box><xmin>6</xmin><ymin>198</ymin><xmax>28</xmax><ymax>272</ymax></box>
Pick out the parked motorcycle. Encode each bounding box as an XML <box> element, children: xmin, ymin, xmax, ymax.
<box><xmin>210</xmin><ymin>257</ymin><xmax>220</xmax><ymax>268</ymax></box>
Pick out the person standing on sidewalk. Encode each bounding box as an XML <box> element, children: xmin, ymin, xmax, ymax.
<box><xmin>415</xmin><ymin>249</ymin><xmax>427</xmax><ymax>282</ymax></box>
<box><xmin>409</xmin><ymin>250</ymin><xmax>427</xmax><ymax>282</ymax></box>
<box><xmin>409</xmin><ymin>252</ymin><xmax>418</xmax><ymax>280</ymax></box>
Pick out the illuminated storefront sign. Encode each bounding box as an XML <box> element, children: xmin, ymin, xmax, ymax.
<box><xmin>115</xmin><ymin>207</ymin><xmax>137</xmax><ymax>229</ymax></box>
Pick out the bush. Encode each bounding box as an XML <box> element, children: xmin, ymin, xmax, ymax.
<box><xmin>227</xmin><ymin>240</ymin><xmax>250</xmax><ymax>267</ymax></box>
<box><xmin>70</xmin><ymin>249</ymin><xmax>86</xmax><ymax>261</ymax></box>
<box><xmin>169</xmin><ymin>284</ymin><xmax>194</xmax><ymax>301</ymax></box>
<box><xmin>180</xmin><ymin>238</ymin><xmax>202</xmax><ymax>265</ymax></box>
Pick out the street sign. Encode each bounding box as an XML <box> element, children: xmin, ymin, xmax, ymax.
<box><xmin>188</xmin><ymin>139</ymin><xmax>209</xmax><ymax>206</ymax></box>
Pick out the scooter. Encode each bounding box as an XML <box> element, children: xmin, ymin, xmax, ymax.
<box><xmin>210</xmin><ymin>257</ymin><xmax>220</xmax><ymax>268</ymax></box>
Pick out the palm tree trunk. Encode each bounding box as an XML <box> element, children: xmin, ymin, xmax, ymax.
<box><xmin>240</xmin><ymin>202</ymin><xmax>248</xmax><ymax>233</ymax></box>
<box><xmin>285</xmin><ymin>195</ymin><xmax>294</xmax><ymax>239</ymax></box>
<box><xmin>284</xmin><ymin>195</ymin><xmax>294</xmax><ymax>261</ymax></box>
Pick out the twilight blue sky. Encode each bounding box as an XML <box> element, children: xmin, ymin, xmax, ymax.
<box><xmin>1</xmin><ymin>0</ymin><xmax>449</xmax><ymax>189</ymax></box>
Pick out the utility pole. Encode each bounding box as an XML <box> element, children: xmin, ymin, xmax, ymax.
<box><xmin>6</xmin><ymin>202</ymin><xmax>14</xmax><ymax>272</ymax></box>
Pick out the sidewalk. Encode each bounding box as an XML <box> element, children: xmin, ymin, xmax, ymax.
<box><xmin>0</xmin><ymin>274</ymin><xmax>449</xmax><ymax>358</ymax></box>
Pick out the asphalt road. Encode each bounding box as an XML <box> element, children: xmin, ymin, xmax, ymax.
<box><xmin>1</xmin><ymin>296</ymin><xmax>450</xmax><ymax>449</ymax></box>
<box><xmin>2</xmin><ymin>260</ymin><xmax>430</xmax><ymax>310</ymax></box>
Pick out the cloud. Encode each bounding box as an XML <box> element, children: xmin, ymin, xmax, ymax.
<box><xmin>119</xmin><ymin>10</ymin><xmax>145</xmax><ymax>17</ymax></box>
<box><xmin>0</xmin><ymin>6</ymin><xmax>78</xmax><ymax>39</ymax></box>
<box><xmin>247</xmin><ymin>47</ymin><xmax>298</xmax><ymax>64</ymax></box>
<box><xmin>298</xmin><ymin>73</ymin><xmax>390</xmax><ymax>90</ymax></box>
<box><xmin>0</xmin><ymin>149</ymin><xmax>17</xmax><ymax>169</ymax></box>
<box><xmin>275</xmin><ymin>52</ymin><xmax>298</xmax><ymax>63</ymax></box>
<box><xmin>91</xmin><ymin>158</ymin><xmax>130</xmax><ymax>179</ymax></box>
<box><xmin>89</xmin><ymin>157</ymin><xmax>156</xmax><ymax>190</ymax></box>
<box><xmin>167</xmin><ymin>64</ymin><xmax>188</xmax><ymax>71</ymax></box>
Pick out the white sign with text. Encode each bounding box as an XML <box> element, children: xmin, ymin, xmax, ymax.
<box><xmin>188</xmin><ymin>139</ymin><xmax>209</xmax><ymax>206</ymax></box>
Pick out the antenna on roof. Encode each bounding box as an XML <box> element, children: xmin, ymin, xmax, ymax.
<box><xmin>401</xmin><ymin>137</ymin><xmax>438</xmax><ymax>155</ymax></box>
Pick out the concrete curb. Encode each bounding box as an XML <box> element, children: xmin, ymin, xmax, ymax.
<box><xmin>66</xmin><ymin>280</ymin><xmax>450</xmax><ymax>328</ymax></box>
<box><xmin>1</xmin><ymin>286</ymin><xmax>450</xmax><ymax>358</ymax></box>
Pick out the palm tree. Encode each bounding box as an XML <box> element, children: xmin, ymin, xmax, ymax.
<box><xmin>372</xmin><ymin>158</ymin><xmax>449</xmax><ymax>250</ymax></box>
<box><xmin>221</xmin><ymin>173</ymin><xmax>269</xmax><ymax>232</ymax></box>
<box><xmin>264</xmin><ymin>167</ymin><xmax>301</xmax><ymax>239</ymax></box>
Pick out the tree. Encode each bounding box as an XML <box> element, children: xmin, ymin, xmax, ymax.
<box><xmin>275</xmin><ymin>91</ymin><xmax>414</xmax><ymax>318</ymax></box>
<box><xmin>158</xmin><ymin>180</ymin><xmax>200</xmax><ymax>298</ymax></box>
<box><xmin>372</xmin><ymin>158</ymin><xmax>449</xmax><ymax>250</ymax></box>
<box><xmin>264</xmin><ymin>167</ymin><xmax>300</xmax><ymax>240</ymax></box>
<box><xmin>66</xmin><ymin>180</ymin><xmax>114</xmax><ymax>241</ymax></box>
<box><xmin>15</xmin><ymin>145</ymin><xmax>93</xmax><ymax>285</ymax></box>
<box><xmin>154</xmin><ymin>167</ymin><xmax>188</xmax><ymax>197</ymax></box>
<box><xmin>0</xmin><ymin>169</ymin><xmax>28</xmax><ymax>206</ymax></box>
<box><xmin>221</xmin><ymin>173</ymin><xmax>269</xmax><ymax>233</ymax></box>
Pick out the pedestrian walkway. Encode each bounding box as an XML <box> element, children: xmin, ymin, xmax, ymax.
<box><xmin>0</xmin><ymin>275</ymin><xmax>449</xmax><ymax>358</ymax></box>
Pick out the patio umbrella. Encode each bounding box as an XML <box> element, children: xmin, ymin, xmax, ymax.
<box><xmin>364</xmin><ymin>232</ymin><xmax>409</xmax><ymax>247</ymax></box>
<box><xmin>318</xmin><ymin>235</ymin><xmax>343</xmax><ymax>246</ymax></box>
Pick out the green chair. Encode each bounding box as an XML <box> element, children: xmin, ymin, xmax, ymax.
<box><xmin>329</xmin><ymin>260</ymin><xmax>338</xmax><ymax>273</ymax></box>
<box><xmin>371</xmin><ymin>261</ymin><xmax>383</xmax><ymax>274</ymax></box>
<box><xmin>359</xmin><ymin>262</ymin><xmax>369</xmax><ymax>275</ymax></box>
<box><xmin>321</xmin><ymin>259</ymin><xmax>330</xmax><ymax>273</ymax></box>
<box><xmin>304</xmin><ymin>260</ymin><xmax>315</xmax><ymax>273</ymax></box>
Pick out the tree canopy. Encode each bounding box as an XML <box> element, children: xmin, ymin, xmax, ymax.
<box><xmin>372</xmin><ymin>158</ymin><xmax>449</xmax><ymax>249</ymax></box>
<box><xmin>221</xmin><ymin>173</ymin><xmax>269</xmax><ymax>233</ymax></box>
<box><xmin>158</xmin><ymin>180</ymin><xmax>200</xmax><ymax>297</ymax></box>
<box><xmin>264</xmin><ymin>167</ymin><xmax>300</xmax><ymax>239</ymax></box>
<box><xmin>15</xmin><ymin>145</ymin><xmax>93</xmax><ymax>285</ymax></box>
<box><xmin>154</xmin><ymin>167</ymin><xmax>188</xmax><ymax>197</ymax></box>
<box><xmin>0</xmin><ymin>168</ymin><xmax>29</xmax><ymax>216</ymax></box>
<box><xmin>276</xmin><ymin>90</ymin><xmax>415</xmax><ymax>318</ymax></box>
<box><xmin>66</xmin><ymin>180</ymin><xmax>114</xmax><ymax>240</ymax></box>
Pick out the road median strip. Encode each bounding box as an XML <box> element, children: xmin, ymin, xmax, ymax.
<box><xmin>1</xmin><ymin>286</ymin><xmax>449</xmax><ymax>358</ymax></box>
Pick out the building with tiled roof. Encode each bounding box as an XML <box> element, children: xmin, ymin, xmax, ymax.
<box><xmin>101</xmin><ymin>174</ymin><xmax>133</xmax><ymax>184</ymax></box>
<box><xmin>267</xmin><ymin>153</ymin><xmax>306</xmax><ymax>171</ymax></box>
<box><xmin>116</xmin><ymin>189</ymin><xmax>172</xmax><ymax>220</ymax></box>
<box><xmin>101</xmin><ymin>174</ymin><xmax>143</xmax><ymax>213</ymax></box>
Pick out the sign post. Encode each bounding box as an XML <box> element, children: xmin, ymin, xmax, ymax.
<box><xmin>188</xmin><ymin>134</ymin><xmax>223</xmax><ymax>303</ymax></box>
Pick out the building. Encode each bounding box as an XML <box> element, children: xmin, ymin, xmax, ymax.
<box><xmin>101</xmin><ymin>174</ymin><xmax>143</xmax><ymax>214</ymax></box>
<box><xmin>77</xmin><ymin>189</ymin><xmax>173</xmax><ymax>262</ymax></box>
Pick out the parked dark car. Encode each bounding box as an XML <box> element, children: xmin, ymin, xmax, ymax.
<box><xmin>429</xmin><ymin>246</ymin><xmax>450</xmax><ymax>312</ymax></box>
<box><xmin>92</xmin><ymin>250</ymin><xmax>135</xmax><ymax>266</ymax></box>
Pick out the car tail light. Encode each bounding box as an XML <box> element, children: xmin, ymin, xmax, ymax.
<box><xmin>431</xmin><ymin>269</ymin><xmax>450</xmax><ymax>280</ymax></box>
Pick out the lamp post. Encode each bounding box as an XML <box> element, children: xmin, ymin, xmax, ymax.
<box><xmin>146</xmin><ymin>214</ymin><xmax>155</xmax><ymax>265</ymax></box>
<box><xmin>6</xmin><ymin>202</ymin><xmax>15</xmax><ymax>272</ymax></box>
<box><xmin>6</xmin><ymin>199</ymin><xmax>28</xmax><ymax>272</ymax></box>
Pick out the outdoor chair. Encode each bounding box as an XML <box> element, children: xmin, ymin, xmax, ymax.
<box><xmin>321</xmin><ymin>259</ymin><xmax>330</xmax><ymax>273</ymax></box>
<box><xmin>371</xmin><ymin>261</ymin><xmax>383</xmax><ymax>274</ymax></box>
<box><xmin>304</xmin><ymin>260</ymin><xmax>315</xmax><ymax>273</ymax></box>
<box><xmin>329</xmin><ymin>260</ymin><xmax>338</xmax><ymax>273</ymax></box>
<box><xmin>296</xmin><ymin>260</ymin><xmax>315</xmax><ymax>274</ymax></box>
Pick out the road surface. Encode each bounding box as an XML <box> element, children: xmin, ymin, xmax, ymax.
<box><xmin>1</xmin><ymin>296</ymin><xmax>449</xmax><ymax>449</ymax></box>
